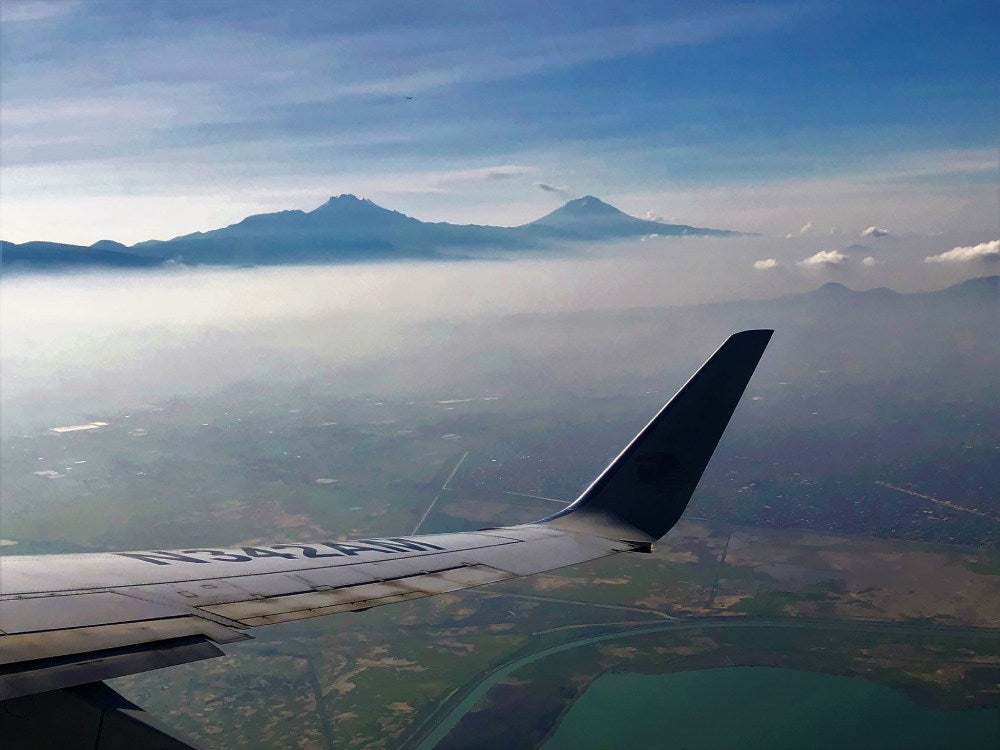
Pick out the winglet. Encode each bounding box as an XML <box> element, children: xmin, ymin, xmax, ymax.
<box><xmin>542</xmin><ymin>330</ymin><xmax>773</xmax><ymax>543</ymax></box>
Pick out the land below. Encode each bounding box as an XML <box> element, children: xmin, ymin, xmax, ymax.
<box><xmin>1</xmin><ymin>273</ymin><xmax>996</xmax><ymax>748</ymax></box>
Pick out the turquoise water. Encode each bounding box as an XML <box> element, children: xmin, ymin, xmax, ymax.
<box><xmin>542</xmin><ymin>666</ymin><xmax>999</xmax><ymax>750</ymax></box>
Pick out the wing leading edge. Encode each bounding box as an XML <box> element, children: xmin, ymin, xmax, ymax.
<box><xmin>0</xmin><ymin>330</ymin><xmax>772</xmax><ymax>747</ymax></box>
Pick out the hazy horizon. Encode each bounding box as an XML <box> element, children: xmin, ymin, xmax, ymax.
<box><xmin>2</xmin><ymin>244</ymin><xmax>994</xmax><ymax>435</ymax></box>
<box><xmin>2</xmin><ymin>2</ymin><xmax>997</xmax><ymax>246</ymax></box>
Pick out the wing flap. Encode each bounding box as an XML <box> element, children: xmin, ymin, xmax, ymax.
<box><xmin>0</xmin><ymin>616</ymin><xmax>245</xmax><ymax>667</ymax></box>
<box><xmin>202</xmin><ymin>564</ymin><xmax>515</xmax><ymax>626</ymax></box>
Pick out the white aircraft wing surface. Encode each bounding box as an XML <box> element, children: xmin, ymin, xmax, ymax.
<box><xmin>0</xmin><ymin>330</ymin><xmax>772</xmax><ymax>749</ymax></box>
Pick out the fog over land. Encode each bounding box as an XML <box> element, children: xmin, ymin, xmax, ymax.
<box><xmin>3</xmin><ymin>239</ymin><xmax>996</xmax><ymax>550</ymax></box>
<box><xmin>2</xmin><ymin>233</ymin><xmax>995</xmax><ymax>430</ymax></box>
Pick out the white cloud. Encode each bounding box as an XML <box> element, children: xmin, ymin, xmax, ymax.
<box><xmin>798</xmin><ymin>249</ymin><xmax>847</xmax><ymax>267</ymax></box>
<box><xmin>437</xmin><ymin>165</ymin><xmax>531</xmax><ymax>183</ymax></box>
<box><xmin>799</xmin><ymin>221</ymin><xmax>813</xmax><ymax>234</ymax></box>
<box><xmin>862</xmin><ymin>226</ymin><xmax>890</xmax><ymax>238</ymax></box>
<box><xmin>753</xmin><ymin>258</ymin><xmax>778</xmax><ymax>270</ymax></box>
<box><xmin>784</xmin><ymin>233</ymin><xmax>795</xmax><ymax>239</ymax></box>
<box><xmin>862</xmin><ymin>256</ymin><xmax>877</xmax><ymax>266</ymax></box>
<box><xmin>924</xmin><ymin>239</ymin><xmax>1000</xmax><ymax>264</ymax></box>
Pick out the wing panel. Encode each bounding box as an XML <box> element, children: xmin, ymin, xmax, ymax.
<box><xmin>0</xmin><ymin>533</ymin><xmax>513</xmax><ymax>595</ymax></box>
<box><xmin>0</xmin><ymin>592</ymin><xmax>183</xmax><ymax>634</ymax></box>
<box><xmin>78</xmin><ymin>550</ymin><xmax>512</xmax><ymax>614</ymax></box>
<box><xmin>0</xmin><ymin>616</ymin><xmax>245</xmax><ymax>666</ymax></box>
<box><xmin>201</xmin><ymin>564</ymin><xmax>514</xmax><ymax>626</ymax></box>
<box><xmin>0</xmin><ymin>616</ymin><xmax>249</xmax><ymax>665</ymax></box>
<box><xmin>455</xmin><ymin>529</ymin><xmax>632</xmax><ymax>576</ymax></box>
<box><xmin>125</xmin><ymin>567</ymin><xmax>377</xmax><ymax>610</ymax></box>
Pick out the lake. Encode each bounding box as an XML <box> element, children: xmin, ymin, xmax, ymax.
<box><xmin>542</xmin><ymin>666</ymin><xmax>999</xmax><ymax>750</ymax></box>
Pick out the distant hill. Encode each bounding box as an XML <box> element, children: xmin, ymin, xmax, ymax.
<box><xmin>0</xmin><ymin>241</ymin><xmax>167</xmax><ymax>273</ymax></box>
<box><xmin>4</xmin><ymin>194</ymin><xmax>742</xmax><ymax>270</ymax></box>
<box><xmin>724</xmin><ymin>276</ymin><xmax>999</xmax><ymax>322</ymax></box>
<box><xmin>928</xmin><ymin>273</ymin><xmax>998</xmax><ymax>303</ymax></box>
<box><xmin>792</xmin><ymin>276</ymin><xmax>998</xmax><ymax>306</ymax></box>
<box><xmin>524</xmin><ymin>195</ymin><xmax>739</xmax><ymax>240</ymax></box>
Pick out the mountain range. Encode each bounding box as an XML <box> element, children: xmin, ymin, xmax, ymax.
<box><xmin>1</xmin><ymin>195</ymin><xmax>740</xmax><ymax>272</ymax></box>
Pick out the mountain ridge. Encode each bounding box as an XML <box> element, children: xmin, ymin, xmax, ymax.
<box><xmin>3</xmin><ymin>194</ymin><xmax>742</xmax><ymax>270</ymax></box>
<box><xmin>0</xmin><ymin>241</ymin><xmax>167</xmax><ymax>271</ymax></box>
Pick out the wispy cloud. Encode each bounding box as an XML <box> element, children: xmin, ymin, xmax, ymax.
<box><xmin>436</xmin><ymin>165</ymin><xmax>532</xmax><ymax>183</ymax></box>
<box><xmin>753</xmin><ymin>258</ymin><xmax>778</xmax><ymax>270</ymax></box>
<box><xmin>323</xmin><ymin>7</ymin><xmax>801</xmax><ymax>100</ymax></box>
<box><xmin>924</xmin><ymin>239</ymin><xmax>999</xmax><ymax>264</ymax></box>
<box><xmin>798</xmin><ymin>249</ymin><xmax>847</xmax><ymax>267</ymax></box>
<box><xmin>862</xmin><ymin>256</ymin><xmax>878</xmax><ymax>266</ymax></box>
<box><xmin>0</xmin><ymin>0</ymin><xmax>77</xmax><ymax>23</ymax></box>
<box><xmin>537</xmin><ymin>183</ymin><xmax>572</xmax><ymax>199</ymax></box>
<box><xmin>799</xmin><ymin>221</ymin><xmax>813</xmax><ymax>234</ymax></box>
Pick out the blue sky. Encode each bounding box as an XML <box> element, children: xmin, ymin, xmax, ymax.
<box><xmin>1</xmin><ymin>0</ymin><xmax>997</xmax><ymax>244</ymax></box>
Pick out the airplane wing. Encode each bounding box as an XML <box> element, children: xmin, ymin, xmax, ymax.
<box><xmin>0</xmin><ymin>330</ymin><xmax>772</xmax><ymax>749</ymax></box>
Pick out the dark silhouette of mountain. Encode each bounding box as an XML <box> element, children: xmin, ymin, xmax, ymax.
<box><xmin>930</xmin><ymin>274</ymin><xmax>997</xmax><ymax>303</ymax></box>
<box><xmin>4</xmin><ymin>194</ymin><xmax>743</xmax><ymax>270</ymax></box>
<box><xmin>810</xmin><ymin>281</ymin><xmax>897</xmax><ymax>301</ymax></box>
<box><xmin>760</xmin><ymin>278</ymin><xmax>998</xmax><ymax>321</ymax></box>
<box><xmin>90</xmin><ymin>239</ymin><xmax>131</xmax><ymax>252</ymax></box>
<box><xmin>125</xmin><ymin>194</ymin><xmax>541</xmax><ymax>265</ymax></box>
<box><xmin>0</xmin><ymin>240</ymin><xmax>167</xmax><ymax>273</ymax></box>
<box><xmin>805</xmin><ymin>277</ymin><xmax>997</xmax><ymax>305</ymax></box>
<box><xmin>524</xmin><ymin>195</ymin><xmax>739</xmax><ymax>240</ymax></box>
<box><xmin>116</xmin><ymin>193</ymin><xmax>743</xmax><ymax>265</ymax></box>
